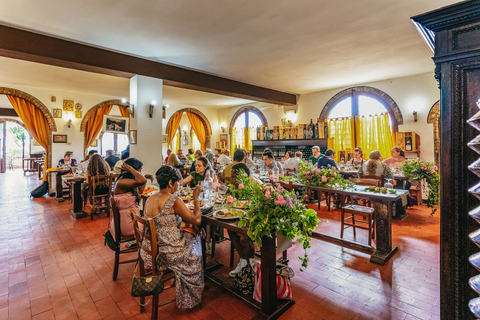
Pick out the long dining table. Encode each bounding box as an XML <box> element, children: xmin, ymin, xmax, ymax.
<box><xmin>201</xmin><ymin>210</ymin><xmax>294</xmax><ymax>319</ymax></box>
<box><xmin>289</xmin><ymin>181</ymin><xmax>408</xmax><ymax>265</ymax></box>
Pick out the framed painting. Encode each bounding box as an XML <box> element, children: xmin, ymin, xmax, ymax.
<box><xmin>63</xmin><ymin>100</ymin><xmax>74</xmax><ymax>112</ymax></box>
<box><xmin>75</xmin><ymin>111</ymin><xmax>82</xmax><ymax>118</ymax></box>
<box><xmin>53</xmin><ymin>109</ymin><xmax>62</xmax><ymax>118</ymax></box>
<box><xmin>53</xmin><ymin>134</ymin><xmax>67</xmax><ymax>143</ymax></box>
<box><xmin>103</xmin><ymin>115</ymin><xmax>129</xmax><ymax>134</ymax></box>
<box><xmin>90</xmin><ymin>139</ymin><xmax>98</xmax><ymax>147</ymax></box>
<box><xmin>162</xmin><ymin>135</ymin><xmax>167</xmax><ymax>143</ymax></box>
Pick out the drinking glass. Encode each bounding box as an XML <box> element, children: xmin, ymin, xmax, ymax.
<box><xmin>273</xmin><ymin>168</ymin><xmax>279</xmax><ymax>182</ymax></box>
<box><xmin>385</xmin><ymin>182</ymin><xmax>394</xmax><ymax>189</ymax></box>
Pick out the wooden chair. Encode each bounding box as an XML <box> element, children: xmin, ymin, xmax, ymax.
<box><xmin>285</xmin><ymin>168</ymin><xmax>296</xmax><ymax>176</ymax></box>
<box><xmin>340</xmin><ymin>178</ymin><xmax>378</xmax><ymax>246</ymax></box>
<box><xmin>110</xmin><ymin>198</ymin><xmax>137</xmax><ymax>280</ymax></box>
<box><xmin>278</xmin><ymin>180</ymin><xmax>293</xmax><ymax>191</ymax></box>
<box><xmin>88</xmin><ymin>174</ymin><xmax>111</xmax><ymax>220</ymax></box>
<box><xmin>130</xmin><ymin>213</ymin><xmax>175</xmax><ymax>319</ymax></box>
<box><xmin>358</xmin><ymin>173</ymin><xmax>385</xmax><ymax>187</ymax></box>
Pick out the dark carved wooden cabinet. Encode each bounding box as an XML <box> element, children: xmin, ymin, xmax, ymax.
<box><xmin>412</xmin><ymin>1</ymin><xmax>480</xmax><ymax>319</ymax></box>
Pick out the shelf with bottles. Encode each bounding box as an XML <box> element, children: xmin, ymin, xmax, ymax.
<box><xmin>252</xmin><ymin>139</ymin><xmax>328</xmax><ymax>161</ymax></box>
<box><xmin>256</xmin><ymin>118</ymin><xmax>329</xmax><ymax>141</ymax></box>
<box><xmin>396</xmin><ymin>132</ymin><xmax>420</xmax><ymax>153</ymax></box>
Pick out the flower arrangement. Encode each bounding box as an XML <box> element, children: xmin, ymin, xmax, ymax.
<box><xmin>297</xmin><ymin>161</ymin><xmax>352</xmax><ymax>189</ymax></box>
<box><xmin>401</xmin><ymin>158</ymin><xmax>440</xmax><ymax>215</ymax></box>
<box><xmin>228</xmin><ymin>170</ymin><xmax>319</xmax><ymax>270</ymax></box>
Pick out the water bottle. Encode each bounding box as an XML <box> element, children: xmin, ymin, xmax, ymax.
<box><xmin>203</xmin><ymin>169</ymin><xmax>214</xmax><ymax>203</ymax></box>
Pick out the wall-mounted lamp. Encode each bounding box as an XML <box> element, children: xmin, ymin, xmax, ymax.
<box><xmin>67</xmin><ymin>119</ymin><xmax>72</xmax><ymax>128</ymax></box>
<box><xmin>64</xmin><ymin>112</ymin><xmax>74</xmax><ymax>128</ymax></box>
<box><xmin>413</xmin><ymin>111</ymin><xmax>418</xmax><ymax>122</ymax></box>
<box><xmin>220</xmin><ymin>121</ymin><xmax>227</xmax><ymax>133</ymax></box>
<box><xmin>149</xmin><ymin>100</ymin><xmax>156</xmax><ymax>118</ymax></box>
<box><xmin>127</xmin><ymin>104</ymin><xmax>134</xmax><ymax>118</ymax></box>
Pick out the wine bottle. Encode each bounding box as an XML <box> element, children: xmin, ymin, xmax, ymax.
<box><xmin>303</xmin><ymin>124</ymin><xmax>307</xmax><ymax>139</ymax></box>
<box><xmin>314</xmin><ymin>118</ymin><xmax>320</xmax><ymax>139</ymax></box>
<box><xmin>405</xmin><ymin>137</ymin><xmax>412</xmax><ymax>151</ymax></box>
<box><xmin>308</xmin><ymin>119</ymin><xmax>314</xmax><ymax>139</ymax></box>
<box><xmin>324</xmin><ymin>120</ymin><xmax>328</xmax><ymax>138</ymax></box>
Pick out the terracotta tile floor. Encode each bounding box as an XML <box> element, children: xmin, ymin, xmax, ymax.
<box><xmin>0</xmin><ymin>170</ymin><xmax>440</xmax><ymax>319</ymax></box>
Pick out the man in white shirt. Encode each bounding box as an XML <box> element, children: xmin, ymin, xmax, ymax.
<box><xmin>78</xmin><ymin>149</ymin><xmax>98</xmax><ymax>172</ymax></box>
<box><xmin>283</xmin><ymin>151</ymin><xmax>300</xmax><ymax>173</ymax></box>
<box><xmin>217</xmin><ymin>149</ymin><xmax>232</xmax><ymax>165</ymax></box>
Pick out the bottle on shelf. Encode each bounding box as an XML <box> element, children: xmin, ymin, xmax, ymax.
<box><xmin>324</xmin><ymin>120</ymin><xmax>329</xmax><ymax>138</ymax></box>
<box><xmin>405</xmin><ymin>137</ymin><xmax>413</xmax><ymax>151</ymax></box>
<box><xmin>303</xmin><ymin>124</ymin><xmax>307</xmax><ymax>139</ymax></box>
<box><xmin>307</xmin><ymin>119</ymin><xmax>313</xmax><ymax>139</ymax></box>
<box><xmin>315</xmin><ymin>118</ymin><xmax>320</xmax><ymax>139</ymax></box>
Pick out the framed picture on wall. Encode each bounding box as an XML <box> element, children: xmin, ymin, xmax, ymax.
<box><xmin>63</xmin><ymin>100</ymin><xmax>74</xmax><ymax>111</ymax></box>
<box><xmin>53</xmin><ymin>109</ymin><xmax>62</xmax><ymax>118</ymax></box>
<box><xmin>162</xmin><ymin>135</ymin><xmax>167</xmax><ymax>143</ymax></box>
<box><xmin>103</xmin><ymin>115</ymin><xmax>129</xmax><ymax>134</ymax></box>
<box><xmin>53</xmin><ymin>134</ymin><xmax>67</xmax><ymax>143</ymax></box>
<box><xmin>129</xmin><ymin>130</ymin><xmax>137</xmax><ymax>144</ymax></box>
<box><xmin>90</xmin><ymin>139</ymin><xmax>98</xmax><ymax>147</ymax></box>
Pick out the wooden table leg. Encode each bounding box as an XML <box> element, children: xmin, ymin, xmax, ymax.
<box><xmin>70</xmin><ymin>181</ymin><xmax>85</xmax><ymax>219</ymax></box>
<box><xmin>370</xmin><ymin>201</ymin><xmax>398</xmax><ymax>265</ymax></box>
<box><xmin>261</xmin><ymin>234</ymin><xmax>277</xmax><ymax>315</ymax></box>
<box><xmin>55</xmin><ymin>172</ymin><xmax>64</xmax><ymax>202</ymax></box>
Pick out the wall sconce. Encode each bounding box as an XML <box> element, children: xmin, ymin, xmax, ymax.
<box><xmin>220</xmin><ymin>121</ymin><xmax>227</xmax><ymax>133</ymax></box>
<box><xmin>127</xmin><ymin>104</ymin><xmax>134</xmax><ymax>118</ymax></box>
<box><xmin>64</xmin><ymin>112</ymin><xmax>74</xmax><ymax>128</ymax></box>
<box><xmin>67</xmin><ymin>119</ymin><xmax>72</xmax><ymax>128</ymax></box>
<box><xmin>149</xmin><ymin>100</ymin><xmax>156</xmax><ymax>118</ymax></box>
<box><xmin>413</xmin><ymin>111</ymin><xmax>418</xmax><ymax>122</ymax></box>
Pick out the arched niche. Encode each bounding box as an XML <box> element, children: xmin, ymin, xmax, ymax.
<box><xmin>0</xmin><ymin>87</ymin><xmax>56</xmax><ymax>170</ymax></box>
<box><xmin>319</xmin><ymin>86</ymin><xmax>403</xmax><ymax>132</ymax></box>
<box><xmin>427</xmin><ymin>100</ymin><xmax>440</xmax><ymax>166</ymax></box>
<box><xmin>165</xmin><ymin>108</ymin><xmax>212</xmax><ymax>149</ymax></box>
<box><xmin>80</xmin><ymin>99</ymin><xmax>129</xmax><ymax>132</ymax></box>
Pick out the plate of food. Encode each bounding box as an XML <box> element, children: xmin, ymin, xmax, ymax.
<box><xmin>232</xmin><ymin>200</ymin><xmax>251</xmax><ymax>208</ymax></box>
<box><xmin>214</xmin><ymin>209</ymin><xmax>244</xmax><ymax>220</ymax></box>
<box><xmin>187</xmin><ymin>201</ymin><xmax>205</xmax><ymax>210</ymax></box>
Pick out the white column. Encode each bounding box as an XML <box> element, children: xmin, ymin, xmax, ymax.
<box><xmin>129</xmin><ymin>76</ymin><xmax>163</xmax><ymax>176</ymax></box>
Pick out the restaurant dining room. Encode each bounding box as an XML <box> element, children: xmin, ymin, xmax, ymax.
<box><xmin>0</xmin><ymin>1</ymin><xmax>479</xmax><ymax>320</ymax></box>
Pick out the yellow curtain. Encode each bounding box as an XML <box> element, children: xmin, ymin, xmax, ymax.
<box><xmin>231</xmin><ymin>128</ymin><xmax>245</xmax><ymax>153</ymax></box>
<box><xmin>7</xmin><ymin>95</ymin><xmax>50</xmax><ymax>182</ymax></box>
<box><xmin>84</xmin><ymin>105</ymin><xmax>113</xmax><ymax>155</ymax></box>
<box><xmin>244</xmin><ymin>128</ymin><xmax>249</xmax><ymax>150</ymax></box>
<box><xmin>247</xmin><ymin>127</ymin><xmax>257</xmax><ymax>151</ymax></box>
<box><xmin>186</xmin><ymin>112</ymin><xmax>206</xmax><ymax>152</ymax></box>
<box><xmin>327</xmin><ymin>117</ymin><xmax>354</xmax><ymax>162</ymax></box>
<box><xmin>356</xmin><ymin>113</ymin><xmax>394</xmax><ymax>159</ymax></box>
<box><xmin>168</xmin><ymin>112</ymin><xmax>183</xmax><ymax>147</ymax></box>
<box><xmin>175</xmin><ymin>132</ymin><xmax>180</xmax><ymax>152</ymax></box>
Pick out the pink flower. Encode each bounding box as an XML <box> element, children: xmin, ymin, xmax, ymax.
<box><xmin>226</xmin><ymin>196</ymin><xmax>233</xmax><ymax>204</ymax></box>
<box><xmin>278</xmin><ymin>195</ymin><xmax>284</xmax><ymax>201</ymax></box>
<box><xmin>299</xmin><ymin>166</ymin><xmax>303</xmax><ymax>169</ymax></box>
<box><xmin>265</xmin><ymin>191</ymin><xmax>271</xmax><ymax>198</ymax></box>
<box><xmin>322</xmin><ymin>176</ymin><xmax>327</xmax><ymax>182</ymax></box>
<box><xmin>434</xmin><ymin>165</ymin><xmax>438</xmax><ymax>171</ymax></box>
<box><xmin>250</xmin><ymin>176</ymin><xmax>254</xmax><ymax>181</ymax></box>
<box><xmin>329</xmin><ymin>170</ymin><xmax>332</xmax><ymax>174</ymax></box>
<box><xmin>238</xmin><ymin>183</ymin><xmax>244</xmax><ymax>189</ymax></box>
<box><xmin>243</xmin><ymin>173</ymin><xmax>248</xmax><ymax>177</ymax></box>
<box><xmin>333</xmin><ymin>173</ymin><xmax>337</xmax><ymax>177</ymax></box>
<box><xmin>413</xmin><ymin>169</ymin><xmax>417</xmax><ymax>172</ymax></box>
<box><xmin>316</xmin><ymin>169</ymin><xmax>321</xmax><ymax>174</ymax></box>
<box><xmin>270</xmin><ymin>175</ymin><xmax>274</xmax><ymax>180</ymax></box>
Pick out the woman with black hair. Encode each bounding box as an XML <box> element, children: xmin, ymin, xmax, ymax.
<box><xmin>110</xmin><ymin>158</ymin><xmax>147</xmax><ymax>237</ymax></box>
<box><xmin>142</xmin><ymin>165</ymin><xmax>204</xmax><ymax>308</ymax></box>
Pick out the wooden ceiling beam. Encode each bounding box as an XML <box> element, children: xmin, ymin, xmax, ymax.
<box><xmin>0</xmin><ymin>24</ymin><xmax>297</xmax><ymax>106</ymax></box>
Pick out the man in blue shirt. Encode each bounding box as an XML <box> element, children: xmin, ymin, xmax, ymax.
<box><xmin>317</xmin><ymin>149</ymin><xmax>338</xmax><ymax>169</ymax></box>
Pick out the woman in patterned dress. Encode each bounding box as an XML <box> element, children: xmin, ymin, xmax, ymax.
<box><xmin>142</xmin><ymin>165</ymin><xmax>204</xmax><ymax>308</ymax></box>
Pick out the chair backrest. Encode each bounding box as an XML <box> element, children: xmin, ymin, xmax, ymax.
<box><xmin>90</xmin><ymin>174</ymin><xmax>110</xmax><ymax>197</ymax></box>
<box><xmin>278</xmin><ymin>180</ymin><xmax>293</xmax><ymax>191</ymax></box>
<box><xmin>358</xmin><ymin>173</ymin><xmax>385</xmax><ymax>187</ymax></box>
<box><xmin>350</xmin><ymin>178</ymin><xmax>381</xmax><ymax>187</ymax></box>
<box><xmin>131</xmin><ymin>212</ymin><xmax>159</xmax><ymax>274</ymax></box>
<box><xmin>285</xmin><ymin>168</ymin><xmax>296</xmax><ymax>176</ymax></box>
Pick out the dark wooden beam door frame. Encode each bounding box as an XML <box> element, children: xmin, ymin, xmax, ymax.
<box><xmin>0</xmin><ymin>24</ymin><xmax>297</xmax><ymax>106</ymax></box>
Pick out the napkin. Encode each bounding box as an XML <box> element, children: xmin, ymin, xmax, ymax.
<box><xmin>400</xmin><ymin>193</ymin><xmax>408</xmax><ymax>207</ymax></box>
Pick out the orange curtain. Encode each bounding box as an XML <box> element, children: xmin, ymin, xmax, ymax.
<box><xmin>84</xmin><ymin>105</ymin><xmax>113</xmax><ymax>155</ymax></box>
<box><xmin>7</xmin><ymin>95</ymin><xmax>50</xmax><ymax>182</ymax></box>
<box><xmin>168</xmin><ymin>113</ymin><xmax>183</xmax><ymax>147</ymax></box>
<box><xmin>186</xmin><ymin>112</ymin><xmax>206</xmax><ymax>151</ymax></box>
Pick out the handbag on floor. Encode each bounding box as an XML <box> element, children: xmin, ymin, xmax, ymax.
<box><xmin>234</xmin><ymin>262</ymin><xmax>255</xmax><ymax>295</ymax></box>
<box><xmin>251</xmin><ymin>259</ymin><xmax>294</xmax><ymax>302</ymax></box>
<box><xmin>130</xmin><ymin>225</ymin><xmax>164</xmax><ymax>298</ymax></box>
<box><xmin>103</xmin><ymin>230</ymin><xmax>119</xmax><ymax>251</ymax></box>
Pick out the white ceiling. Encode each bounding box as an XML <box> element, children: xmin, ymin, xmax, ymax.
<box><xmin>0</xmin><ymin>0</ymin><xmax>460</xmax><ymax>105</ymax></box>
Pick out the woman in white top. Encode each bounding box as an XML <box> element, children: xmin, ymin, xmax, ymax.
<box><xmin>359</xmin><ymin>150</ymin><xmax>394</xmax><ymax>181</ymax></box>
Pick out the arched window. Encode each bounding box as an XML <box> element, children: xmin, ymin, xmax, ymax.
<box><xmin>229</xmin><ymin>106</ymin><xmax>268</xmax><ymax>151</ymax></box>
<box><xmin>321</xmin><ymin>87</ymin><xmax>403</xmax><ymax>161</ymax></box>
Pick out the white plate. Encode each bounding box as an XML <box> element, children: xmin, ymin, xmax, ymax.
<box><xmin>214</xmin><ymin>209</ymin><xmax>244</xmax><ymax>220</ymax></box>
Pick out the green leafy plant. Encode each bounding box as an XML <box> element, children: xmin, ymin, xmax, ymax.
<box><xmin>401</xmin><ymin>159</ymin><xmax>440</xmax><ymax>215</ymax></box>
<box><xmin>297</xmin><ymin>161</ymin><xmax>353</xmax><ymax>189</ymax></box>
<box><xmin>228</xmin><ymin>170</ymin><xmax>319</xmax><ymax>270</ymax></box>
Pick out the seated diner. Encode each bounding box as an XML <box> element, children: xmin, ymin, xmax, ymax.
<box><xmin>182</xmin><ymin>156</ymin><xmax>218</xmax><ymax>187</ymax></box>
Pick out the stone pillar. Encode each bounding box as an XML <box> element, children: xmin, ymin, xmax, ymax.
<box><xmin>129</xmin><ymin>76</ymin><xmax>163</xmax><ymax>176</ymax></box>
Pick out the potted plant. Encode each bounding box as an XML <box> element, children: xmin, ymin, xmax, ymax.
<box><xmin>228</xmin><ymin>171</ymin><xmax>319</xmax><ymax>270</ymax></box>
